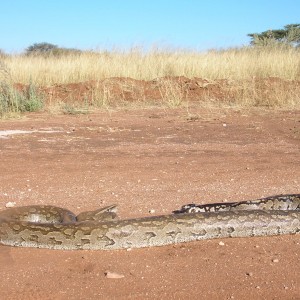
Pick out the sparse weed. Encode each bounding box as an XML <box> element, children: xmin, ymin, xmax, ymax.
<box><xmin>90</xmin><ymin>83</ymin><xmax>112</xmax><ymax>109</ymax></box>
<box><xmin>158</xmin><ymin>80</ymin><xmax>185</xmax><ymax>107</ymax></box>
<box><xmin>227</xmin><ymin>78</ymin><xmax>300</xmax><ymax>109</ymax></box>
<box><xmin>61</xmin><ymin>103</ymin><xmax>89</xmax><ymax>115</ymax></box>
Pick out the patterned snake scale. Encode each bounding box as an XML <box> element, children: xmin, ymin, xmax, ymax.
<box><xmin>0</xmin><ymin>194</ymin><xmax>299</xmax><ymax>250</ymax></box>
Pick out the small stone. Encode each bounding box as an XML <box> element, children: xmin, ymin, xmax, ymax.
<box><xmin>5</xmin><ymin>202</ymin><xmax>16</xmax><ymax>208</ymax></box>
<box><xmin>246</xmin><ymin>272</ymin><xmax>253</xmax><ymax>277</ymax></box>
<box><xmin>104</xmin><ymin>271</ymin><xmax>124</xmax><ymax>279</ymax></box>
<box><xmin>272</xmin><ymin>258</ymin><xmax>279</xmax><ymax>263</ymax></box>
<box><xmin>149</xmin><ymin>209</ymin><xmax>155</xmax><ymax>214</ymax></box>
<box><xmin>256</xmin><ymin>286</ymin><xmax>260</xmax><ymax>289</ymax></box>
<box><xmin>219</xmin><ymin>241</ymin><xmax>225</xmax><ymax>246</ymax></box>
<box><xmin>126</xmin><ymin>248</ymin><xmax>132</xmax><ymax>251</ymax></box>
<box><xmin>222</xmin><ymin>123</ymin><xmax>227</xmax><ymax>127</ymax></box>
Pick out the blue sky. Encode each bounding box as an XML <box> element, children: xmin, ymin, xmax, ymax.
<box><xmin>1</xmin><ymin>0</ymin><xmax>299</xmax><ymax>53</ymax></box>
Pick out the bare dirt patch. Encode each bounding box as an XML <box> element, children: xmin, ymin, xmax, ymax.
<box><xmin>0</xmin><ymin>107</ymin><xmax>299</xmax><ymax>299</ymax></box>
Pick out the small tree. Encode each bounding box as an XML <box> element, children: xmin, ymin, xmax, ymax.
<box><xmin>248</xmin><ymin>24</ymin><xmax>300</xmax><ymax>47</ymax></box>
<box><xmin>25</xmin><ymin>42</ymin><xmax>81</xmax><ymax>56</ymax></box>
<box><xmin>25</xmin><ymin>42</ymin><xmax>58</xmax><ymax>55</ymax></box>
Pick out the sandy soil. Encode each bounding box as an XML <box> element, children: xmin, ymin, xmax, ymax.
<box><xmin>0</xmin><ymin>106</ymin><xmax>299</xmax><ymax>299</ymax></box>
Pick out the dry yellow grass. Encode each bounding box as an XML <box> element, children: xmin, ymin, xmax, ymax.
<box><xmin>1</xmin><ymin>46</ymin><xmax>299</xmax><ymax>114</ymax></box>
<box><xmin>1</xmin><ymin>46</ymin><xmax>299</xmax><ymax>86</ymax></box>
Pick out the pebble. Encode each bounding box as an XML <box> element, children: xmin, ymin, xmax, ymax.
<box><xmin>218</xmin><ymin>241</ymin><xmax>225</xmax><ymax>246</ymax></box>
<box><xmin>272</xmin><ymin>258</ymin><xmax>279</xmax><ymax>263</ymax></box>
<box><xmin>5</xmin><ymin>202</ymin><xmax>16</xmax><ymax>208</ymax></box>
<box><xmin>104</xmin><ymin>271</ymin><xmax>124</xmax><ymax>279</ymax></box>
<box><xmin>149</xmin><ymin>209</ymin><xmax>155</xmax><ymax>214</ymax></box>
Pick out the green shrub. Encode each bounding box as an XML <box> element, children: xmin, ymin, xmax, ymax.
<box><xmin>25</xmin><ymin>42</ymin><xmax>82</xmax><ymax>57</ymax></box>
<box><xmin>24</xmin><ymin>83</ymin><xmax>44</xmax><ymax>111</ymax></box>
<box><xmin>0</xmin><ymin>82</ymin><xmax>44</xmax><ymax>117</ymax></box>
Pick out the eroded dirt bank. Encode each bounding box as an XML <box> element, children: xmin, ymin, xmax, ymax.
<box><xmin>0</xmin><ymin>107</ymin><xmax>299</xmax><ymax>299</ymax></box>
<box><xmin>14</xmin><ymin>76</ymin><xmax>300</xmax><ymax>108</ymax></box>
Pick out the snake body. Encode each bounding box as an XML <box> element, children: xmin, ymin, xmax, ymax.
<box><xmin>0</xmin><ymin>194</ymin><xmax>299</xmax><ymax>250</ymax></box>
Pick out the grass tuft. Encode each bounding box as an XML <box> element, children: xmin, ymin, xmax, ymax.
<box><xmin>0</xmin><ymin>81</ymin><xmax>44</xmax><ymax>117</ymax></box>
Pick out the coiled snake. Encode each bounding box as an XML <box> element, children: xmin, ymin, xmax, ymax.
<box><xmin>0</xmin><ymin>194</ymin><xmax>299</xmax><ymax>250</ymax></box>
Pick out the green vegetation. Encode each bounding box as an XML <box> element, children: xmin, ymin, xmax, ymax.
<box><xmin>0</xmin><ymin>60</ymin><xmax>44</xmax><ymax>117</ymax></box>
<box><xmin>25</xmin><ymin>42</ymin><xmax>82</xmax><ymax>57</ymax></box>
<box><xmin>0</xmin><ymin>81</ymin><xmax>44</xmax><ymax>117</ymax></box>
<box><xmin>248</xmin><ymin>24</ymin><xmax>300</xmax><ymax>47</ymax></box>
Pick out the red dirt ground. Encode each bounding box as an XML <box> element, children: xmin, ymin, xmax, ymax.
<box><xmin>0</xmin><ymin>105</ymin><xmax>299</xmax><ymax>299</ymax></box>
<box><xmin>14</xmin><ymin>76</ymin><xmax>300</xmax><ymax>107</ymax></box>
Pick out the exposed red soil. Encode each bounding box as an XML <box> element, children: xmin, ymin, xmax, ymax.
<box><xmin>0</xmin><ymin>105</ymin><xmax>299</xmax><ymax>299</ymax></box>
<box><xmin>14</xmin><ymin>76</ymin><xmax>300</xmax><ymax>106</ymax></box>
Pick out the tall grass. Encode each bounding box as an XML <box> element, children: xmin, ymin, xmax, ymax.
<box><xmin>0</xmin><ymin>45</ymin><xmax>299</xmax><ymax>114</ymax></box>
<box><xmin>2</xmin><ymin>46</ymin><xmax>300</xmax><ymax>86</ymax></box>
<box><xmin>0</xmin><ymin>61</ymin><xmax>44</xmax><ymax>117</ymax></box>
<box><xmin>0</xmin><ymin>82</ymin><xmax>44</xmax><ymax>117</ymax></box>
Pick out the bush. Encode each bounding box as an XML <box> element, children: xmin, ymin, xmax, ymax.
<box><xmin>0</xmin><ymin>82</ymin><xmax>43</xmax><ymax>116</ymax></box>
<box><xmin>25</xmin><ymin>42</ymin><xmax>82</xmax><ymax>57</ymax></box>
